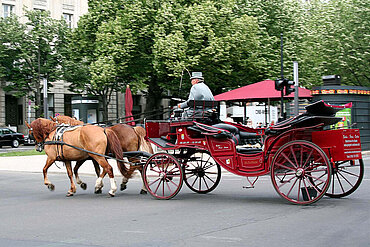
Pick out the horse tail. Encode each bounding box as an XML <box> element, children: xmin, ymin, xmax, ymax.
<box><xmin>105</xmin><ymin>128</ymin><xmax>129</xmax><ymax>177</ymax></box>
<box><xmin>133</xmin><ymin>126</ymin><xmax>154</xmax><ymax>154</ymax></box>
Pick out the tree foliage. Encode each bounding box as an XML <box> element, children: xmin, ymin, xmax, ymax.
<box><xmin>0</xmin><ymin>10</ymin><xmax>69</xmax><ymax>117</ymax></box>
<box><xmin>66</xmin><ymin>0</ymin><xmax>263</xmax><ymax>116</ymax></box>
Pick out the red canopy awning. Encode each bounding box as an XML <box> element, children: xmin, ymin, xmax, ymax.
<box><xmin>214</xmin><ymin>80</ymin><xmax>312</xmax><ymax>102</ymax></box>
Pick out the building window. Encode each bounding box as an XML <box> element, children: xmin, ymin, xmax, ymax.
<box><xmin>2</xmin><ymin>4</ymin><xmax>14</xmax><ymax>18</ymax></box>
<box><xmin>63</xmin><ymin>13</ymin><xmax>73</xmax><ymax>28</ymax></box>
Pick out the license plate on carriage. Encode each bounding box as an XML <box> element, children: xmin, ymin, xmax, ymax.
<box><xmin>312</xmin><ymin>129</ymin><xmax>362</xmax><ymax>161</ymax></box>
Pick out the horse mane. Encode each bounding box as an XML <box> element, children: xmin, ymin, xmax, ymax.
<box><xmin>55</xmin><ymin>115</ymin><xmax>84</xmax><ymax>126</ymax></box>
<box><xmin>31</xmin><ymin>118</ymin><xmax>57</xmax><ymax>142</ymax></box>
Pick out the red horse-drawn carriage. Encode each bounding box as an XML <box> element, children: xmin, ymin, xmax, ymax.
<box><xmin>142</xmin><ymin>100</ymin><xmax>364</xmax><ymax>205</ymax></box>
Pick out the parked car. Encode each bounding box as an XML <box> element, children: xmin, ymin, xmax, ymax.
<box><xmin>24</xmin><ymin>134</ymin><xmax>36</xmax><ymax>146</ymax></box>
<box><xmin>0</xmin><ymin>127</ymin><xmax>25</xmax><ymax>148</ymax></box>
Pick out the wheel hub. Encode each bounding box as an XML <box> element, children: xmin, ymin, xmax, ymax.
<box><xmin>194</xmin><ymin>167</ymin><xmax>205</xmax><ymax>177</ymax></box>
<box><xmin>296</xmin><ymin>168</ymin><xmax>305</xmax><ymax>177</ymax></box>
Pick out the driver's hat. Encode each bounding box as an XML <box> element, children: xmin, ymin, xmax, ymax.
<box><xmin>190</xmin><ymin>72</ymin><xmax>204</xmax><ymax>80</ymax></box>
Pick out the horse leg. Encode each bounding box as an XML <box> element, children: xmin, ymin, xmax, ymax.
<box><xmin>94</xmin><ymin>167</ymin><xmax>107</xmax><ymax>194</ymax></box>
<box><xmin>120</xmin><ymin>157</ymin><xmax>129</xmax><ymax>191</ymax></box>
<box><xmin>43</xmin><ymin>157</ymin><xmax>56</xmax><ymax>191</ymax></box>
<box><xmin>74</xmin><ymin>160</ymin><xmax>87</xmax><ymax>190</ymax></box>
<box><xmin>92</xmin><ymin>156</ymin><xmax>117</xmax><ymax>196</ymax></box>
<box><xmin>65</xmin><ymin>161</ymin><xmax>76</xmax><ymax>197</ymax></box>
<box><xmin>92</xmin><ymin>159</ymin><xmax>101</xmax><ymax>178</ymax></box>
<box><xmin>138</xmin><ymin>167</ymin><xmax>147</xmax><ymax>194</ymax></box>
<box><xmin>120</xmin><ymin>164</ymin><xmax>137</xmax><ymax>192</ymax></box>
<box><xmin>91</xmin><ymin>159</ymin><xmax>103</xmax><ymax>193</ymax></box>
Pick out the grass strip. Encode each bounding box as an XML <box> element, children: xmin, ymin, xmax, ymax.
<box><xmin>0</xmin><ymin>149</ymin><xmax>44</xmax><ymax>157</ymax></box>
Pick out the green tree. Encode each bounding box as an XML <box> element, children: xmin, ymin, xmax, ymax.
<box><xmin>0</xmin><ymin>10</ymin><xmax>69</xmax><ymax>117</ymax></box>
<box><xmin>68</xmin><ymin>0</ymin><xmax>263</xmax><ymax>118</ymax></box>
<box><xmin>300</xmin><ymin>0</ymin><xmax>369</xmax><ymax>87</ymax></box>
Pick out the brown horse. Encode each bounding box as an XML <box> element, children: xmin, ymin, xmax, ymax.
<box><xmin>25</xmin><ymin>118</ymin><xmax>127</xmax><ymax>197</ymax></box>
<box><xmin>50</xmin><ymin>115</ymin><xmax>154</xmax><ymax>194</ymax></box>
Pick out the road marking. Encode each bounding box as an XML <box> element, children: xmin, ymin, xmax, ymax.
<box><xmin>200</xmin><ymin>236</ymin><xmax>242</xmax><ymax>242</ymax></box>
<box><xmin>120</xmin><ymin>230</ymin><xmax>146</xmax><ymax>234</ymax></box>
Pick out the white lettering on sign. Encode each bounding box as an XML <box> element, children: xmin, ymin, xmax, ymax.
<box><xmin>346</xmin><ymin>154</ymin><xmax>360</xmax><ymax>159</ymax></box>
<box><xmin>345</xmin><ymin>139</ymin><xmax>358</xmax><ymax>143</ymax></box>
<box><xmin>344</xmin><ymin>143</ymin><xmax>360</xmax><ymax>147</ymax></box>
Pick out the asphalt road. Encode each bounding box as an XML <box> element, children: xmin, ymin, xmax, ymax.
<box><xmin>0</xmin><ymin>156</ymin><xmax>369</xmax><ymax>247</ymax></box>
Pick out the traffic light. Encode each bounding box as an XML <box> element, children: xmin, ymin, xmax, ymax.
<box><xmin>285</xmin><ymin>80</ymin><xmax>295</xmax><ymax>95</ymax></box>
<box><xmin>275</xmin><ymin>78</ymin><xmax>285</xmax><ymax>91</ymax></box>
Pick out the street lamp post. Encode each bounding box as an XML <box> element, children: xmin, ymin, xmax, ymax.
<box><xmin>43</xmin><ymin>78</ymin><xmax>48</xmax><ymax>119</ymax></box>
<box><xmin>293</xmin><ymin>61</ymin><xmax>299</xmax><ymax>116</ymax></box>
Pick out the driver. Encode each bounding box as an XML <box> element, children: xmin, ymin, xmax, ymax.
<box><xmin>177</xmin><ymin>72</ymin><xmax>215</xmax><ymax>118</ymax></box>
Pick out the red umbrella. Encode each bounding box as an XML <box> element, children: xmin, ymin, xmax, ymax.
<box><xmin>125</xmin><ymin>85</ymin><xmax>135</xmax><ymax>126</ymax></box>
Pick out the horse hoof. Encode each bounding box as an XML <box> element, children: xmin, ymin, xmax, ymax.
<box><xmin>140</xmin><ymin>189</ymin><xmax>147</xmax><ymax>195</ymax></box>
<box><xmin>48</xmin><ymin>184</ymin><xmax>55</xmax><ymax>191</ymax></box>
<box><xmin>80</xmin><ymin>183</ymin><xmax>87</xmax><ymax>190</ymax></box>
<box><xmin>120</xmin><ymin>184</ymin><xmax>127</xmax><ymax>191</ymax></box>
<box><xmin>95</xmin><ymin>188</ymin><xmax>102</xmax><ymax>194</ymax></box>
<box><xmin>66</xmin><ymin>192</ymin><xmax>74</xmax><ymax>197</ymax></box>
<box><xmin>109</xmin><ymin>192</ymin><xmax>115</xmax><ymax>197</ymax></box>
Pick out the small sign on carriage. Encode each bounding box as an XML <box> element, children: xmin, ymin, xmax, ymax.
<box><xmin>312</xmin><ymin>129</ymin><xmax>362</xmax><ymax>161</ymax></box>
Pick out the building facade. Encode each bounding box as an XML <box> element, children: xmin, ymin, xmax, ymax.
<box><xmin>0</xmin><ymin>0</ymin><xmax>128</xmax><ymax>133</ymax></box>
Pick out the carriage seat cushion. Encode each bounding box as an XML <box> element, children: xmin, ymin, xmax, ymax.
<box><xmin>211</xmin><ymin>123</ymin><xmax>240</xmax><ymax>144</ymax></box>
<box><xmin>212</xmin><ymin>123</ymin><xmax>239</xmax><ymax>135</ymax></box>
<box><xmin>239</xmin><ymin>131</ymin><xmax>257</xmax><ymax>139</ymax></box>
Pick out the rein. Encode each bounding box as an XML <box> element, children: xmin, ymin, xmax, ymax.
<box><xmin>43</xmin><ymin>140</ymin><xmax>152</xmax><ymax>165</ymax></box>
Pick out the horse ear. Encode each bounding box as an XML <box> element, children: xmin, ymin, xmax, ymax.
<box><xmin>50</xmin><ymin>116</ymin><xmax>56</xmax><ymax>121</ymax></box>
<box><xmin>25</xmin><ymin>121</ymin><xmax>31</xmax><ymax>129</ymax></box>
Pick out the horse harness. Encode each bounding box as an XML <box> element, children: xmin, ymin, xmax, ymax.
<box><xmin>33</xmin><ymin>124</ymin><xmax>152</xmax><ymax>165</ymax></box>
<box><xmin>52</xmin><ymin>124</ymin><xmax>81</xmax><ymax>160</ymax></box>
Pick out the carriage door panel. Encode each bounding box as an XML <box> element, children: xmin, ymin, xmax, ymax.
<box><xmin>207</xmin><ymin>137</ymin><xmax>237</xmax><ymax>170</ymax></box>
<box><xmin>237</xmin><ymin>154</ymin><xmax>265</xmax><ymax>174</ymax></box>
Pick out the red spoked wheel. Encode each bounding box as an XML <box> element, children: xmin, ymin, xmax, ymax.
<box><xmin>143</xmin><ymin>153</ymin><xmax>183</xmax><ymax>200</ymax></box>
<box><xmin>271</xmin><ymin>140</ymin><xmax>332</xmax><ymax>205</ymax></box>
<box><xmin>183</xmin><ymin>152</ymin><xmax>221</xmax><ymax>194</ymax></box>
<box><xmin>325</xmin><ymin>159</ymin><xmax>364</xmax><ymax>198</ymax></box>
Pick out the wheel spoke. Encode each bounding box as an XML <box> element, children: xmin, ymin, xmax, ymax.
<box><xmin>281</xmin><ymin>152</ymin><xmax>298</xmax><ymax>169</ymax></box>
<box><xmin>203</xmin><ymin>163</ymin><xmax>215</xmax><ymax>170</ymax></box>
<box><xmin>202</xmin><ymin>177</ymin><xmax>210</xmax><ymax>190</ymax></box>
<box><xmin>339</xmin><ymin>168</ymin><xmax>360</xmax><ymax>178</ymax></box>
<box><xmin>286</xmin><ymin>177</ymin><xmax>299</xmax><ymax>197</ymax></box>
<box><xmin>306</xmin><ymin>177</ymin><xmax>322</xmax><ymax>194</ymax></box>
<box><xmin>335</xmin><ymin>172</ymin><xmax>346</xmax><ymax>194</ymax></box>
<box><xmin>301</xmin><ymin>149</ymin><xmax>314</xmax><ymax>168</ymax></box>
<box><xmin>275</xmin><ymin>162</ymin><xmax>296</xmax><ymax>171</ymax></box>
<box><xmin>297</xmin><ymin>178</ymin><xmax>302</xmax><ymax>202</ymax></box>
<box><xmin>153</xmin><ymin>179</ymin><xmax>162</xmax><ymax>194</ymax></box>
<box><xmin>191</xmin><ymin>176</ymin><xmax>199</xmax><ymax>187</ymax></box>
<box><xmin>302</xmin><ymin>178</ymin><xmax>311</xmax><ymax>201</ymax></box>
<box><xmin>148</xmin><ymin>177</ymin><xmax>161</xmax><ymax>187</ymax></box>
<box><xmin>337</xmin><ymin>170</ymin><xmax>355</xmax><ymax>187</ymax></box>
<box><xmin>290</xmin><ymin>146</ymin><xmax>299</xmax><ymax>168</ymax></box>
<box><xmin>204</xmin><ymin>173</ymin><xmax>216</xmax><ymax>184</ymax></box>
<box><xmin>278</xmin><ymin>175</ymin><xmax>297</xmax><ymax>189</ymax></box>
<box><xmin>306</xmin><ymin>173</ymin><xmax>328</xmax><ymax>184</ymax></box>
<box><xmin>166</xmin><ymin>180</ymin><xmax>173</xmax><ymax>194</ymax></box>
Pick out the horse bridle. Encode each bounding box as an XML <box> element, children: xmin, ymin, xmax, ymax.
<box><xmin>28</xmin><ymin>128</ymin><xmax>45</xmax><ymax>152</ymax></box>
